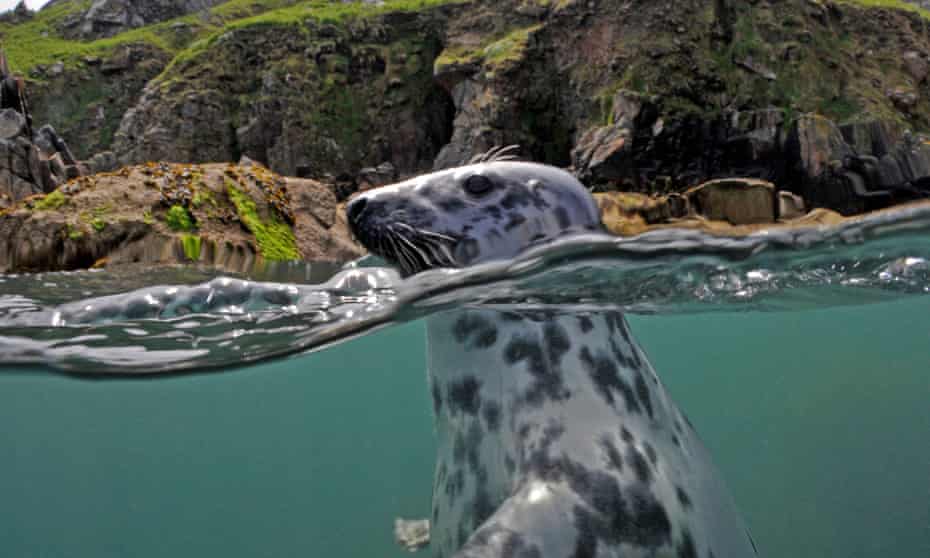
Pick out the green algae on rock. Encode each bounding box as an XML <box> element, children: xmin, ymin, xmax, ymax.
<box><xmin>33</xmin><ymin>190</ymin><xmax>67</xmax><ymax>211</ymax></box>
<box><xmin>165</xmin><ymin>204</ymin><xmax>195</xmax><ymax>232</ymax></box>
<box><xmin>225</xmin><ymin>180</ymin><xmax>300</xmax><ymax>261</ymax></box>
<box><xmin>180</xmin><ymin>233</ymin><xmax>202</xmax><ymax>261</ymax></box>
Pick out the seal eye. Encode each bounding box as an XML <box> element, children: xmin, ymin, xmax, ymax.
<box><xmin>464</xmin><ymin>175</ymin><xmax>494</xmax><ymax>197</ymax></box>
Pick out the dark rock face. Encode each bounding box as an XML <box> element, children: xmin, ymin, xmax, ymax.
<box><xmin>0</xmin><ymin>52</ymin><xmax>92</xmax><ymax>207</ymax></box>
<box><xmin>572</xmin><ymin>97</ymin><xmax>930</xmax><ymax>215</ymax></box>
<box><xmin>0</xmin><ymin>109</ymin><xmax>26</xmax><ymax>140</ymax></box>
<box><xmin>112</xmin><ymin>10</ymin><xmax>457</xmax><ymax>180</ymax></box>
<box><xmin>431</xmin><ymin>20</ymin><xmax>573</xmax><ymax>170</ymax></box>
<box><xmin>28</xmin><ymin>43</ymin><xmax>171</xmax><ymax>161</ymax></box>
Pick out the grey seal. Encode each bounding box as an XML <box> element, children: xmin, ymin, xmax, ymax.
<box><xmin>346</xmin><ymin>149</ymin><xmax>759</xmax><ymax>558</ymax></box>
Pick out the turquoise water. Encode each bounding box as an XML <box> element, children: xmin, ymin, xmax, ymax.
<box><xmin>2</xmin><ymin>300</ymin><xmax>928</xmax><ymax>557</ymax></box>
<box><xmin>0</xmin><ymin>323</ymin><xmax>435</xmax><ymax>558</ymax></box>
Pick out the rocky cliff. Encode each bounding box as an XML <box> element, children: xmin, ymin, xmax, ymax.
<box><xmin>1</xmin><ymin>50</ymin><xmax>93</xmax><ymax>207</ymax></box>
<box><xmin>5</xmin><ymin>0</ymin><xmax>930</xmax><ymax>217</ymax></box>
<box><xmin>55</xmin><ymin>0</ymin><xmax>227</xmax><ymax>40</ymax></box>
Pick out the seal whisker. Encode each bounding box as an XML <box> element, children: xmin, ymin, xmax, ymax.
<box><xmin>469</xmin><ymin>144</ymin><xmax>522</xmax><ymax>164</ymax></box>
<box><xmin>386</xmin><ymin>223</ymin><xmax>448</xmax><ymax>270</ymax></box>
<box><xmin>393</xmin><ymin>223</ymin><xmax>458</xmax><ymax>268</ymax></box>
<box><xmin>390</xmin><ymin>227</ymin><xmax>432</xmax><ymax>276</ymax></box>
<box><xmin>418</xmin><ymin>237</ymin><xmax>455</xmax><ymax>268</ymax></box>
<box><xmin>392</xmin><ymin>226</ymin><xmax>433</xmax><ymax>271</ymax></box>
<box><xmin>398</xmin><ymin>224</ymin><xmax>457</xmax><ymax>244</ymax></box>
<box><xmin>384</xmin><ymin>230</ymin><xmax>413</xmax><ymax>276</ymax></box>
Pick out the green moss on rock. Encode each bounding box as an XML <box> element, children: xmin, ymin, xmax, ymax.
<box><xmin>165</xmin><ymin>204</ymin><xmax>196</xmax><ymax>231</ymax></box>
<box><xmin>180</xmin><ymin>234</ymin><xmax>202</xmax><ymax>261</ymax></box>
<box><xmin>66</xmin><ymin>224</ymin><xmax>84</xmax><ymax>240</ymax></box>
<box><xmin>483</xmin><ymin>25</ymin><xmax>541</xmax><ymax>69</ymax></box>
<box><xmin>33</xmin><ymin>190</ymin><xmax>67</xmax><ymax>211</ymax></box>
<box><xmin>435</xmin><ymin>24</ymin><xmax>541</xmax><ymax>74</ymax></box>
<box><xmin>225</xmin><ymin>180</ymin><xmax>300</xmax><ymax>260</ymax></box>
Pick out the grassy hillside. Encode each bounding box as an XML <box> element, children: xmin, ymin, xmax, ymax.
<box><xmin>0</xmin><ymin>0</ymin><xmax>461</xmax><ymax>76</ymax></box>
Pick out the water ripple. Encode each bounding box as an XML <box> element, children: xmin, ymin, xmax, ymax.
<box><xmin>2</xmin><ymin>203</ymin><xmax>930</xmax><ymax>375</ymax></box>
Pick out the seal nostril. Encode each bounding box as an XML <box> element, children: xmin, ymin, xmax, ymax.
<box><xmin>346</xmin><ymin>197</ymin><xmax>368</xmax><ymax>223</ymax></box>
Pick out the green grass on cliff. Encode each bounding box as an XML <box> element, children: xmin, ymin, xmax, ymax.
<box><xmin>0</xmin><ymin>0</ymin><xmax>91</xmax><ymax>72</ymax></box>
<box><xmin>841</xmin><ymin>0</ymin><xmax>930</xmax><ymax>16</ymax></box>
<box><xmin>1</xmin><ymin>0</ymin><xmax>925</xmax><ymax>78</ymax></box>
<box><xmin>0</xmin><ymin>1</ymin><xmax>189</xmax><ymax>73</ymax></box>
<box><xmin>435</xmin><ymin>23</ymin><xmax>541</xmax><ymax>73</ymax></box>
<box><xmin>2</xmin><ymin>0</ymin><xmax>457</xmax><ymax>76</ymax></box>
<box><xmin>222</xmin><ymin>0</ymin><xmax>459</xmax><ymax>28</ymax></box>
<box><xmin>165</xmin><ymin>0</ymin><xmax>460</xmax><ymax>73</ymax></box>
<box><xmin>225</xmin><ymin>180</ymin><xmax>299</xmax><ymax>261</ymax></box>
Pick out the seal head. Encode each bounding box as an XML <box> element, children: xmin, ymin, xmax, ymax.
<box><xmin>346</xmin><ymin>159</ymin><xmax>602</xmax><ymax>275</ymax></box>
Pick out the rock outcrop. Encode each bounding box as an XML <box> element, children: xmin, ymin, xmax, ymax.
<box><xmin>0</xmin><ymin>162</ymin><xmax>363</xmax><ymax>273</ymax></box>
<box><xmin>596</xmin><ymin>176</ymin><xmax>786</xmax><ymax>234</ymax></box>
<box><xmin>56</xmin><ymin>0</ymin><xmax>226</xmax><ymax>40</ymax></box>
<box><xmin>112</xmin><ymin>7</ymin><xmax>457</xmax><ymax>183</ymax></box>
<box><xmin>0</xmin><ymin>51</ymin><xmax>88</xmax><ymax>208</ymax></box>
<box><xmin>0</xmin><ymin>1</ymin><xmax>32</xmax><ymax>24</ymax></box>
<box><xmin>571</xmin><ymin>94</ymin><xmax>930</xmax><ymax>215</ymax></box>
<box><xmin>685</xmin><ymin>178</ymin><xmax>775</xmax><ymax>225</ymax></box>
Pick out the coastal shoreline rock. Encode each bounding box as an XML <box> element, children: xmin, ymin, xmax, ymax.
<box><xmin>9</xmin><ymin>0</ymin><xmax>930</xmax><ymax>221</ymax></box>
<box><xmin>0</xmin><ymin>162</ymin><xmax>363</xmax><ymax>273</ymax></box>
<box><xmin>4</xmin><ymin>0</ymin><xmax>930</xmax><ymax>272</ymax></box>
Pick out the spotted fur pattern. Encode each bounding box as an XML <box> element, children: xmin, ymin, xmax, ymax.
<box><xmin>345</xmin><ymin>160</ymin><xmax>759</xmax><ymax>558</ymax></box>
<box><xmin>427</xmin><ymin>309</ymin><xmax>758</xmax><ymax>558</ymax></box>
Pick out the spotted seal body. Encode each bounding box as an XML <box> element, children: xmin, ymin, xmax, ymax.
<box><xmin>346</xmin><ymin>153</ymin><xmax>758</xmax><ymax>558</ymax></box>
